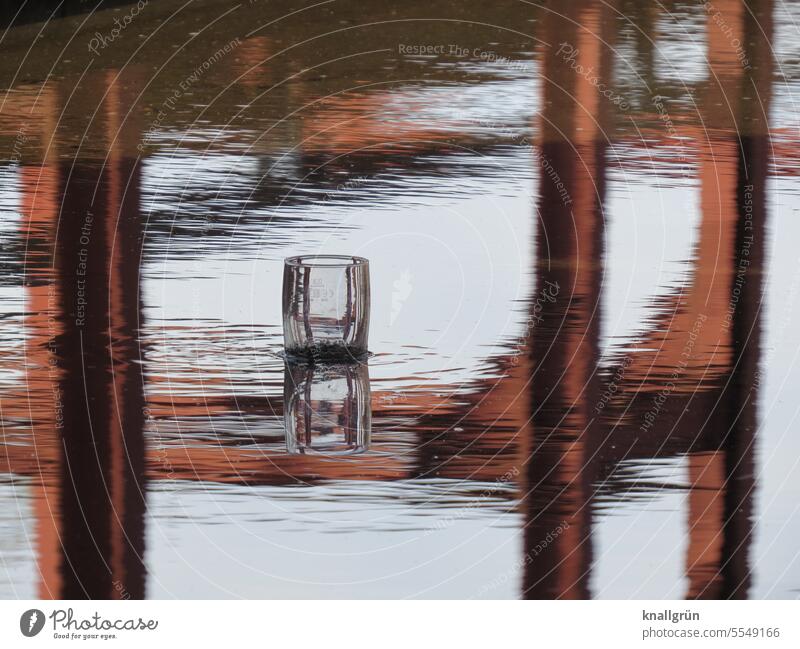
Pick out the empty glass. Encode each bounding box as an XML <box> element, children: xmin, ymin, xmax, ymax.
<box><xmin>282</xmin><ymin>255</ymin><xmax>370</xmax><ymax>362</ymax></box>
<box><xmin>284</xmin><ymin>360</ymin><xmax>371</xmax><ymax>454</ymax></box>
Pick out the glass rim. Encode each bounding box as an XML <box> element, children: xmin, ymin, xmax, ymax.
<box><xmin>284</xmin><ymin>254</ymin><xmax>369</xmax><ymax>268</ymax></box>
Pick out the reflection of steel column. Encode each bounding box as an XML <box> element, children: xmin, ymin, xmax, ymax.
<box><xmin>686</xmin><ymin>0</ymin><xmax>772</xmax><ymax>600</ymax></box>
<box><xmin>104</xmin><ymin>68</ymin><xmax>147</xmax><ymax>601</ymax></box>
<box><xmin>16</xmin><ymin>82</ymin><xmax>64</xmax><ymax>599</ymax></box>
<box><xmin>520</xmin><ymin>1</ymin><xmax>609</xmax><ymax>599</ymax></box>
<box><xmin>718</xmin><ymin>0</ymin><xmax>772</xmax><ymax>600</ymax></box>
<box><xmin>53</xmin><ymin>70</ymin><xmax>147</xmax><ymax>599</ymax></box>
<box><xmin>685</xmin><ymin>0</ymin><xmax>746</xmax><ymax>599</ymax></box>
<box><xmin>284</xmin><ymin>361</ymin><xmax>371</xmax><ymax>455</ymax></box>
<box><xmin>687</xmin><ymin>451</ymin><xmax>726</xmax><ymax>598</ymax></box>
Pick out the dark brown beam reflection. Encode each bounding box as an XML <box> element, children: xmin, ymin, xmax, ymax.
<box><xmin>686</xmin><ymin>0</ymin><xmax>772</xmax><ymax>601</ymax></box>
<box><xmin>520</xmin><ymin>1</ymin><xmax>611</xmax><ymax>600</ymax></box>
<box><xmin>49</xmin><ymin>70</ymin><xmax>147</xmax><ymax>599</ymax></box>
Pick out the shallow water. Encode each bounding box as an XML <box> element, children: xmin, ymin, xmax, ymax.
<box><xmin>0</xmin><ymin>0</ymin><xmax>799</xmax><ymax>599</ymax></box>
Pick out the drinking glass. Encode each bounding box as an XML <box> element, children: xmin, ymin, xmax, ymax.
<box><xmin>282</xmin><ymin>255</ymin><xmax>370</xmax><ymax>362</ymax></box>
<box><xmin>284</xmin><ymin>360</ymin><xmax>371</xmax><ymax>454</ymax></box>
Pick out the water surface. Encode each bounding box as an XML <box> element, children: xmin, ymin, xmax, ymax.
<box><xmin>0</xmin><ymin>0</ymin><xmax>798</xmax><ymax>599</ymax></box>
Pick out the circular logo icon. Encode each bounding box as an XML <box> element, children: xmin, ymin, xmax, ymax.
<box><xmin>20</xmin><ymin>609</ymin><xmax>45</xmax><ymax>637</ymax></box>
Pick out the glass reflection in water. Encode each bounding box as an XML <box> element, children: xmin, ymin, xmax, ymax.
<box><xmin>283</xmin><ymin>361</ymin><xmax>371</xmax><ymax>455</ymax></box>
